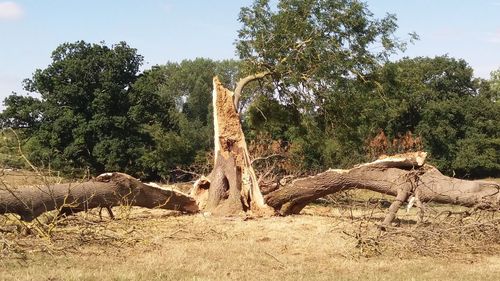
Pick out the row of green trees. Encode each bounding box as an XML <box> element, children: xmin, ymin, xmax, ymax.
<box><xmin>0</xmin><ymin>42</ymin><xmax>240</xmax><ymax>179</ymax></box>
<box><xmin>1</xmin><ymin>0</ymin><xmax>499</xmax><ymax>179</ymax></box>
<box><xmin>244</xmin><ymin>55</ymin><xmax>499</xmax><ymax>177</ymax></box>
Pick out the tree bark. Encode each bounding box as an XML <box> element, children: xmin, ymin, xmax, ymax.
<box><xmin>191</xmin><ymin>77</ymin><xmax>272</xmax><ymax>215</ymax></box>
<box><xmin>3</xmin><ymin>97</ymin><xmax>498</xmax><ymax>225</ymax></box>
<box><xmin>265</xmin><ymin>152</ymin><xmax>500</xmax><ymax>225</ymax></box>
<box><xmin>0</xmin><ymin>172</ymin><xmax>198</xmax><ymax>221</ymax></box>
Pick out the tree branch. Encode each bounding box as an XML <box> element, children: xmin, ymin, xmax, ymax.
<box><xmin>251</xmin><ymin>154</ymin><xmax>285</xmax><ymax>165</ymax></box>
<box><xmin>233</xmin><ymin>71</ymin><xmax>271</xmax><ymax>112</ymax></box>
<box><xmin>0</xmin><ymin>172</ymin><xmax>199</xmax><ymax>221</ymax></box>
<box><xmin>264</xmin><ymin>152</ymin><xmax>500</xmax><ymax>223</ymax></box>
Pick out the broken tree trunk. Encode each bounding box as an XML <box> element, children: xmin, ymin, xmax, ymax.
<box><xmin>265</xmin><ymin>152</ymin><xmax>500</xmax><ymax>225</ymax></box>
<box><xmin>191</xmin><ymin>77</ymin><xmax>272</xmax><ymax>215</ymax></box>
<box><xmin>0</xmin><ymin>172</ymin><xmax>198</xmax><ymax>221</ymax></box>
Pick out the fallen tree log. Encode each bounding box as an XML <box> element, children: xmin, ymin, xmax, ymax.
<box><xmin>0</xmin><ymin>172</ymin><xmax>198</xmax><ymax>221</ymax></box>
<box><xmin>265</xmin><ymin>152</ymin><xmax>500</xmax><ymax>225</ymax></box>
<box><xmin>2</xmin><ymin>156</ymin><xmax>498</xmax><ymax>225</ymax></box>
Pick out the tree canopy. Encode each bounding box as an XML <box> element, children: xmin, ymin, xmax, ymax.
<box><xmin>236</xmin><ymin>0</ymin><xmax>416</xmax><ymax>107</ymax></box>
<box><xmin>1</xmin><ymin>41</ymin><xmax>146</xmax><ymax>175</ymax></box>
<box><xmin>373</xmin><ymin>56</ymin><xmax>500</xmax><ymax>176</ymax></box>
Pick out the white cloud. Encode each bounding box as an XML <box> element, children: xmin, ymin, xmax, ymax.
<box><xmin>0</xmin><ymin>1</ymin><xmax>23</xmax><ymax>21</ymax></box>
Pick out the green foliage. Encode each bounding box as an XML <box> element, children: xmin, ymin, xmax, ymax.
<box><xmin>1</xmin><ymin>41</ymin><xmax>145</xmax><ymax>175</ymax></box>
<box><xmin>242</xmin><ymin>53</ymin><xmax>499</xmax><ymax>177</ymax></box>
<box><xmin>375</xmin><ymin>56</ymin><xmax>500</xmax><ymax>177</ymax></box>
<box><xmin>0</xmin><ymin>130</ymin><xmax>27</xmax><ymax>169</ymax></box>
<box><xmin>237</xmin><ymin>0</ymin><xmax>414</xmax><ymax>173</ymax></box>
<box><xmin>453</xmin><ymin>137</ymin><xmax>500</xmax><ymax>178</ymax></box>
<box><xmin>1</xmin><ymin>3</ymin><xmax>498</xmax><ymax>179</ymax></box>
<box><xmin>237</xmin><ymin>0</ymin><xmax>416</xmax><ymax>108</ymax></box>
<box><xmin>0</xmin><ymin>95</ymin><xmax>42</xmax><ymax>133</ymax></box>
<box><xmin>245</xmin><ymin>94</ymin><xmax>302</xmax><ymax>140</ymax></box>
<box><xmin>0</xmin><ymin>46</ymin><xmax>241</xmax><ymax>179</ymax></box>
<box><xmin>128</xmin><ymin>58</ymin><xmax>240</xmax><ymax>179</ymax></box>
<box><xmin>490</xmin><ymin>68</ymin><xmax>500</xmax><ymax>92</ymax></box>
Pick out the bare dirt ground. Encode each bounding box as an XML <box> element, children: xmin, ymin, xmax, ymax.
<box><xmin>1</xmin><ymin>171</ymin><xmax>499</xmax><ymax>281</ymax></box>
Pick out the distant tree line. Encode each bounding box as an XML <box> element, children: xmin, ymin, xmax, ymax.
<box><xmin>1</xmin><ymin>0</ymin><xmax>498</xmax><ymax>180</ymax></box>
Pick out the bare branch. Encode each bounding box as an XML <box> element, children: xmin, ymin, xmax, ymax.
<box><xmin>251</xmin><ymin>154</ymin><xmax>285</xmax><ymax>165</ymax></box>
<box><xmin>233</xmin><ymin>71</ymin><xmax>271</xmax><ymax>112</ymax></box>
<box><xmin>0</xmin><ymin>172</ymin><xmax>199</xmax><ymax>221</ymax></box>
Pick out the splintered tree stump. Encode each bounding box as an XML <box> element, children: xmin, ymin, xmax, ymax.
<box><xmin>191</xmin><ymin>77</ymin><xmax>272</xmax><ymax>216</ymax></box>
<box><xmin>189</xmin><ymin>76</ymin><xmax>499</xmax><ymax>223</ymax></box>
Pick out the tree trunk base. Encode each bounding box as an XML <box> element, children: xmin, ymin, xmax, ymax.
<box><xmin>191</xmin><ymin>77</ymin><xmax>273</xmax><ymax>216</ymax></box>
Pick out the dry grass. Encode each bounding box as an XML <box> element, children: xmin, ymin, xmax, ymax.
<box><xmin>1</xmin><ymin>171</ymin><xmax>500</xmax><ymax>281</ymax></box>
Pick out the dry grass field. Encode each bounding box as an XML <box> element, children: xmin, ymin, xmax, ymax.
<box><xmin>1</xmin><ymin>170</ymin><xmax>499</xmax><ymax>281</ymax></box>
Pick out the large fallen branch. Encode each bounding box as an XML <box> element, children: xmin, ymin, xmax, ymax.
<box><xmin>265</xmin><ymin>152</ymin><xmax>500</xmax><ymax>225</ymax></box>
<box><xmin>0</xmin><ymin>172</ymin><xmax>198</xmax><ymax>221</ymax></box>
<box><xmin>1</xmin><ymin>154</ymin><xmax>498</xmax><ymax>226</ymax></box>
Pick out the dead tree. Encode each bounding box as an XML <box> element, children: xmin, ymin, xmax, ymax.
<box><xmin>189</xmin><ymin>78</ymin><xmax>499</xmax><ymax>223</ymax></box>
<box><xmin>1</xmin><ymin>79</ymin><xmax>498</xmax><ymax>226</ymax></box>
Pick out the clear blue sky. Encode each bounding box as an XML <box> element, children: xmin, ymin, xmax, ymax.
<box><xmin>1</xmin><ymin>0</ymin><xmax>499</xmax><ymax>106</ymax></box>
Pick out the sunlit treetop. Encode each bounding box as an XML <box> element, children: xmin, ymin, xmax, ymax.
<box><xmin>236</xmin><ymin>0</ymin><xmax>417</xmax><ymax>105</ymax></box>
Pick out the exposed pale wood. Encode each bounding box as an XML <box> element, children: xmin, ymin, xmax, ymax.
<box><xmin>192</xmin><ymin>77</ymin><xmax>272</xmax><ymax>215</ymax></box>
<box><xmin>356</xmin><ymin>152</ymin><xmax>427</xmax><ymax>169</ymax></box>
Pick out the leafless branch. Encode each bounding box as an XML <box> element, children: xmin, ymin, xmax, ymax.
<box><xmin>233</xmin><ymin>71</ymin><xmax>271</xmax><ymax>112</ymax></box>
